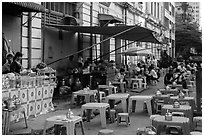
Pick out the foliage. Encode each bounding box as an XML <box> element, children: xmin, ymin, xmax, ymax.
<box><xmin>175</xmin><ymin>2</ymin><xmax>202</xmax><ymax>60</ymax></box>
<box><xmin>160</xmin><ymin>50</ymin><xmax>172</xmax><ymax>68</ymax></box>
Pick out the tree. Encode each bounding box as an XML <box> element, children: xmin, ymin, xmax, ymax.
<box><xmin>175</xmin><ymin>2</ymin><xmax>202</xmax><ymax>60</ymax></box>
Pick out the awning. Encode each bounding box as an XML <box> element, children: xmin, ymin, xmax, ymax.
<box><xmin>98</xmin><ymin>14</ymin><xmax>123</xmax><ymax>24</ymax></box>
<box><xmin>3</xmin><ymin>2</ymin><xmax>46</xmax><ymax>13</ymax></box>
<box><xmin>122</xmin><ymin>47</ymin><xmax>153</xmax><ymax>56</ymax></box>
<box><xmin>47</xmin><ymin>24</ymin><xmax>161</xmax><ymax>44</ymax></box>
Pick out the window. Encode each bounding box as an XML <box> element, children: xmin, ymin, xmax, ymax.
<box><xmin>151</xmin><ymin>2</ymin><xmax>153</xmax><ymax>14</ymax></box>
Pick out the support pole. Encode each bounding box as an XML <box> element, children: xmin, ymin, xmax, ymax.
<box><xmin>196</xmin><ymin>66</ymin><xmax>202</xmax><ymax>114</ymax></box>
<box><xmin>28</xmin><ymin>12</ymin><xmax>32</xmax><ymax>68</ymax></box>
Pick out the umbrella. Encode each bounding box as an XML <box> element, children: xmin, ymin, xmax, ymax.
<box><xmin>122</xmin><ymin>47</ymin><xmax>153</xmax><ymax>56</ymax></box>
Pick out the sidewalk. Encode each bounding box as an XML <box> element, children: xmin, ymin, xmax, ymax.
<box><xmin>8</xmin><ymin>76</ymin><xmax>165</xmax><ymax>135</ymax></box>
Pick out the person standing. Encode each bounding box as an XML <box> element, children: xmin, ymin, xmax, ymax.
<box><xmin>2</xmin><ymin>53</ymin><xmax>13</xmax><ymax>74</ymax></box>
<box><xmin>67</xmin><ymin>55</ymin><xmax>76</xmax><ymax>75</ymax></box>
<box><xmin>10</xmin><ymin>52</ymin><xmax>23</xmax><ymax>74</ymax></box>
<box><xmin>106</xmin><ymin>60</ymin><xmax>117</xmax><ymax>85</ymax></box>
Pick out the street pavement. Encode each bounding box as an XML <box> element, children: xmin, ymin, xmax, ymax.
<box><xmin>8</xmin><ymin>75</ymin><xmax>165</xmax><ymax>135</ymax></box>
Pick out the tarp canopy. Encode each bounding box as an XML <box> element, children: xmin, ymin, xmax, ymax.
<box><xmin>122</xmin><ymin>47</ymin><xmax>153</xmax><ymax>56</ymax></box>
<box><xmin>98</xmin><ymin>14</ymin><xmax>123</xmax><ymax>23</ymax></box>
<box><xmin>47</xmin><ymin>24</ymin><xmax>161</xmax><ymax>44</ymax></box>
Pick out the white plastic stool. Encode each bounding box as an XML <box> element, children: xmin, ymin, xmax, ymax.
<box><xmin>132</xmin><ymin>82</ymin><xmax>139</xmax><ymax>89</ymax></box>
<box><xmin>98</xmin><ymin>129</ymin><xmax>114</xmax><ymax>135</ymax></box>
<box><xmin>109</xmin><ymin>109</ymin><xmax>116</xmax><ymax>123</ymax></box>
<box><xmin>112</xmin><ymin>86</ymin><xmax>118</xmax><ymax>94</ymax></box>
<box><xmin>117</xmin><ymin>113</ymin><xmax>130</xmax><ymax>126</ymax></box>
<box><xmin>190</xmin><ymin>131</ymin><xmax>202</xmax><ymax>135</ymax></box>
<box><xmin>193</xmin><ymin>116</ymin><xmax>202</xmax><ymax>131</ymax></box>
<box><xmin>99</xmin><ymin>91</ymin><xmax>106</xmax><ymax>102</ymax></box>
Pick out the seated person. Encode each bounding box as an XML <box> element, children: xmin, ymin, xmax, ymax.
<box><xmin>149</xmin><ymin>66</ymin><xmax>158</xmax><ymax>82</ymax></box>
<box><xmin>114</xmin><ymin>68</ymin><xmax>125</xmax><ymax>82</ymax></box>
<box><xmin>172</xmin><ymin>69</ymin><xmax>184</xmax><ymax>84</ymax></box>
<box><xmin>164</xmin><ymin>69</ymin><xmax>173</xmax><ymax>86</ymax></box>
<box><xmin>144</xmin><ymin>68</ymin><xmax>151</xmax><ymax>85</ymax></box>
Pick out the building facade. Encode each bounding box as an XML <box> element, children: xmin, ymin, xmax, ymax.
<box><xmin>176</xmin><ymin>2</ymin><xmax>201</xmax><ymax>26</ymax></box>
<box><xmin>2</xmin><ymin>2</ymin><xmax>175</xmax><ymax>76</ymax></box>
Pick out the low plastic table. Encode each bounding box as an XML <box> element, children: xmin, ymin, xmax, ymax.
<box><xmin>105</xmin><ymin>93</ymin><xmax>130</xmax><ymax>112</ymax></box>
<box><xmin>43</xmin><ymin>115</ymin><xmax>84</xmax><ymax>135</ymax></box>
<box><xmin>98</xmin><ymin>85</ymin><xmax>116</xmax><ymax>95</ymax></box>
<box><xmin>71</xmin><ymin>89</ymin><xmax>97</xmax><ymax>106</ymax></box>
<box><xmin>111</xmin><ymin>81</ymin><xmax>126</xmax><ymax>93</ymax></box>
<box><xmin>128</xmin><ymin>95</ymin><xmax>153</xmax><ymax>115</ymax></box>
<box><xmin>152</xmin><ymin>115</ymin><xmax>190</xmax><ymax>135</ymax></box>
<box><xmin>169</xmin><ymin>96</ymin><xmax>196</xmax><ymax>111</ymax></box>
<box><xmin>161</xmin><ymin>104</ymin><xmax>193</xmax><ymax>130</ymax></box>
<box><xmin>81</xmin><ymin>103</ymin><xmax>110</xmax><ymax>128</ymax></box>
<box><xmin>131</xmin><ymin>78</ymin><xmax>143</xmax><ymax>88</ymax></box>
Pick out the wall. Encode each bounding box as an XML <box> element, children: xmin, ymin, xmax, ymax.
<box><xmin>43</xmin><ymin>27</ymin><xmax>78</xmax><ymax>76</ymax></box>
<box><xmin>2</xmin><ymin>13</ymin><xmax>21</xmax><ymax>53</ymax></box>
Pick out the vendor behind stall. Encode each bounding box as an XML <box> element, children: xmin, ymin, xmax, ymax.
<box><xmin>2</xmin><ymin>53</ymin><xmax>13</xmax><ymax>74</ymax></box>
<box><xmin>67</xmin><ymin>55</ymin><xmax>76</xmax><ymax>75</ymax></box>
<box><xmin>10</xmin><ymin>52</ymin><xmax>23</xmax><ymax>74</ymax></box>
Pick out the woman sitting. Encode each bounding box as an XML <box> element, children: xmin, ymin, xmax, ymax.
<box><xmin>164</xmin><ymin>69</ymin><xmax>174</xmax><ymax>86</ymax></box>
<box><xmin>149</xmin><ymin>66</ymin><xmax>158</xmax><ymax>82</ymax></box>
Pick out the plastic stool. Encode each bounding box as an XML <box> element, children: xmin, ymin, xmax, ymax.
<box><xmin>193</xmin><ymin>116</ymin><xmax>202</xmax><ymax>131</ymax></box>
<box><xmin>117</xmin><ymin>113</ymin><xmax>130</xmax><ymax>126</ymax></box>
<box><xmin>113</xmin><ymin>86</ymin><xmax>118</xmax><ymax>94</ymax></box>
<box><xmin>109</xmin><ymin>109</ymin><xmax>116</xmax><ymax>123</ymax></box>
<box><xmin>142</xmin><ymin>83</ymin><xmax>147</xmax><ymax>89</ymax></box>
<box><xmin>99</xmin><ymin>91</ymin><xmax>106</xmax><ymax>102</ymax></box>
<box><xmin>98</xmin><ymin>129</ymin><xmax>114</xmax><ymax>135</ymax></box>
<box><xmin>132</xmin><ymin>82</ymin><xmax>139</xmax><ymax>89</ymax></box>
<box><xmin>190</xmin><ymin>131</ymin><xmax>202</xmax><ymax>135</ymax></box>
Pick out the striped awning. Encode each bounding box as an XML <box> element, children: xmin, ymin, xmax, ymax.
<box><xmin>3</xmin><ymin>2</ymin><xmax>46</xmax><ymax>12</ymax></box>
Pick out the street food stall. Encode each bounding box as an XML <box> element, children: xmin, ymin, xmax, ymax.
<box><xmin>2</xmin><ymin>66</ymin><xmax>57</xmax><ymax>122</ymax></box>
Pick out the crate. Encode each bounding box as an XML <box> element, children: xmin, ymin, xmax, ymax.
<box><xmin>29</xmin><ymin>77</ymin><xmax>36</xmax><ymax>87</ymax></box>
<box><xmin>36</xmin><ymin>87</ymin><xmax>43</xmax><ymax>100</ymax></box>
<box><xmin>35</xmin><ymin>100</ymin><xmax>42</xmax><ymax>115</ymax></box>
<box><xmin>48</xmin><ymin>85</ymin><xmax>55</xmax><ymax>98</ymax></box>
<box><xmin>28</xmin><ymin>88</ymin><xmax>35</xmax><ymax>101</ymax></box>
<box><xmin>19</xmin><ymin>88</ymin><xmax>28</xmax><ymax>103</ymax></box>
<box><xmin>28</xmin><ymin>101</ymin><xmax>36</xmax><ymax>117</ymax></box>
<box><xmin>47</xmin><ymin>98</ymin><xmax>54</xmax><ymax>110</ymax></box>
<box><xmin>42</xmin><ymin>85</ymin><xmax>49</xmax><ymax>98</ymax></box>
<box><xmin>10</xmin><ymin>89</ymin><xmax>19</xmax><ymax>99</ymax></box>
<box><xmin>42</xmin><ymin>99</ymin><xmax>49</xmax><ymax>113</ymax></box>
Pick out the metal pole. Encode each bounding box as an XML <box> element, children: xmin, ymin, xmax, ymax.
<box><xmin>28</xmin><ymin>12</ymin><xmax>32</xmax><ymax>68</ymax></box>
<box><xmin>196</xmin><ymin>66</ymin><xmax>202</xmax><ymax>114</ymax></box>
